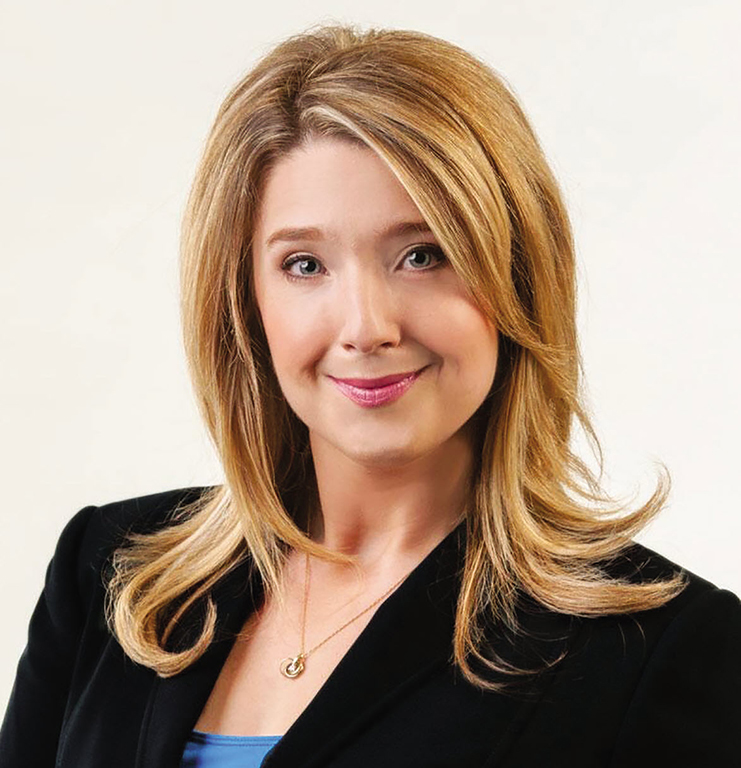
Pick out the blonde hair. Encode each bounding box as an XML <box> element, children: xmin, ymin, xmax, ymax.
<box><xmin>107</xmin><ymin>24</ymin><xmax>684</xmax><ymax>686</ymax></box>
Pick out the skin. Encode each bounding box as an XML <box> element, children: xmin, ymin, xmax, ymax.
<box><xmin>252</xmin><ymin>136</ymin><xmax>499</xmax><ymax>560</ymax></box>
<box><xmin>195</xmin><ymin>137</ymin><xmax>499</xmax><ymax>736</ymax></box>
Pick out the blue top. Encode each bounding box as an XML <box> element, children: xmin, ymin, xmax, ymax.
<box><xmin>180</xmin><ymin>730</ymin><xmax>282</xmax><ymax>768</ymax></box>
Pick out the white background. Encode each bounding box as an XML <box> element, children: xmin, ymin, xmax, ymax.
<box><xmin>1</xmin><ymin>0</ymin><xmax>739</xmax><ymax>711</ymax></box>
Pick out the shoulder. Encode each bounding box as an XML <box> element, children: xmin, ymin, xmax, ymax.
<box><xmin>79</xmin><ymin>485</ymin><xmax>212</xmax><ymax>542</ymax></box>
<box><xmin>50</xmin><ymin>486</ymin><xmax>214</xmax><ymax>602</ymax></box>
<box><xmin>0</xmin><ymin>488</ymin><xmax>213</xmax><ymax>766</ymax></box>
<box><xmin>601</xmin><ymin>543</ymin><xmax>741</xmax><ymax>762</ymax></box>
<box><xmin>68</xmin><ymin>485</ymin><xmax>211</xmax><ymax>548</ymax></box>
<box><xmin>512</xmin><ymin>543</ymin><xmax>741</xmax><ymax>762</ymax></box>
<box><xmin>625</xmin><ymin>538</ymin><xmax>741</xmax><ymax>653</ymax></box>
<box><xmin>531</xmin><ymin>540</ymin><xmax>741</xmax><ymax>701</ymax></box>
<box><xmin>604</xmin><ymin>540</ymin><xmax>740</xmax><ymax>631</ymax></box>
<box><xmin>512</xmin><ymin>542</ymin><xmax>739</xmax><ymax>670</ymax></box>
<box><xmin>569</xmin><ymin>541</ymin><xmax>741</xmax><ymax>663</ymax></box>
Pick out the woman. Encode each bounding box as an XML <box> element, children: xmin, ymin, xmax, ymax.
<box><xmin>1</xmin><ymin>24</ymin><xmax>739</xmax><ymax>768</ymax></box>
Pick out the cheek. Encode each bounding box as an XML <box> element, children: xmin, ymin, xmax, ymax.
<box><xmin>459</xmin><ymin>323</ymin><xmax>499</xmax><ymax>395</ymax></box>
<box><xmin>258</xmin><ymin>299</ymin><xmax>326</xmax><ymax>383</ymax></box>
<box><xmin>424</xmin><ymin>297</ymin><xmax>498</xmax><ymax>379</ymax></box>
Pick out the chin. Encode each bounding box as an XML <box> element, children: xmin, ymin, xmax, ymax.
<box><xmin>346</xmin><ymin>443</ymin><xmax>424</xmax><ymax>469</ymax></box>
<box><xmin>307</xmin><ymin>419</ymin><xmax>423</xmax><ymax>466</ymax></box>
<box><xmin>332</xmin><ymin>425</ymin><xmax>444</xmax><ymax>469</ymax></box>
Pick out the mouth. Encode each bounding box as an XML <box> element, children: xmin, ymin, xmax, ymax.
<box><xmin>328</xmin><ymin>367</ymin><xmax>427</xmax><ymax>408</ymax></box>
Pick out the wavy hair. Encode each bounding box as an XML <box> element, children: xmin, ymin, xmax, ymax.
<box><xmin>107</xmin><ymin>24</ymin><xmax>685</xmax><ymax>686</ymax></box>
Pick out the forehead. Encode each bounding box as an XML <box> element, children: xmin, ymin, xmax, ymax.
<box><xmin>254</xmin><ymin>137</ymin><xmax>427</xmax><ymax>244</ymax></box>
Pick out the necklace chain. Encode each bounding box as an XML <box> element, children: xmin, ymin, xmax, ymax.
<box><xmin>279</xmin><ymin>552</ymin><xmax>411</xmax><ymax>679</ymax></box>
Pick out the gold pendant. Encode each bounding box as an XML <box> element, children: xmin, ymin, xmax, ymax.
<box><xmin>280</xmin><ymin>653</ymin><xmax>306</xmax><ymax>679</ymax></box>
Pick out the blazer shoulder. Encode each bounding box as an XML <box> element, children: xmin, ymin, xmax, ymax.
<box><xmin>582</xmin><ymin>541</ymin><xmax>741</xmax><ymax>669</ymax></box>
<box><xmin>0</xmin><ymin>488</ymin><xmax>214</xmax><ymax>768</ymax></box>
<box><xmin>56</xmin><ymin>486</ymin><xmax>215</xmax><ymax>602</ymax></box>
<box><xmin>83</xmin><ymin>485</ymin><xmax>213</xmax><ymax>544</ymax></box>
<box><xmin>603</xmin><ymin>540</ymin><xmax>734</xmax><ymax>607</ymax></box>
<box><xmin>605</xmin><ymin>545</ymin><xmax>741</xmax><ymax>764</ymax></box>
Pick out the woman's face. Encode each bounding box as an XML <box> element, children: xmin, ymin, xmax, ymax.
<box><xmin>252</xmin><ymin>137</ymin><xmax>498</xmax><ymax>468</ymax></box>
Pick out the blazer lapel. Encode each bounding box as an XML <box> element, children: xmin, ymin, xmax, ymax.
<box><xmin>136</xmin><ymin>556</ymin><xmax>261</xmax><ymax>768</ymax></box>
<box><xmin>265</xmin><ymin>524</ymin><xmax>466</xmax><ymax>768</ymax></box>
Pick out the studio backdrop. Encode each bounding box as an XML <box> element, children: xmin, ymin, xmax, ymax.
<box><xmin>1</xmin><ymin>0</ymin><xmax>739</xmax><ymax>712</ymax></box>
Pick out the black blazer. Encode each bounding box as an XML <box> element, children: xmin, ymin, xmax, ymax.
<box><xmin>1</xmin><ymin>487</ymin><xmax>740</xmax><ymax>767</ymax></box>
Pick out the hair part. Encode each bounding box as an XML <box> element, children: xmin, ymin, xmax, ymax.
<box><xmin>107</xmin><ymin>23</ymin><xmax>684</xmax><ymax>688</ymax></box>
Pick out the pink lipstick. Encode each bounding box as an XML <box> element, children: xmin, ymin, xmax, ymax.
<box><xmin>329</xmin><ymin>369</ymin><xmax>425</xmax><ymax>408</ymax></box>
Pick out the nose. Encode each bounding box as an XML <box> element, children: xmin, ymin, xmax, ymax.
<box><xmin>337</xmin><ymin>268</ymin><xmax>401</xmax><ymax>354</ymax></box>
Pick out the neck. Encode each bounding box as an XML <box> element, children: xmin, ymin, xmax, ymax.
<box><xmin>306</xmin><ymin>430</ymin><xmax>473</xmax><ymax>568</ymax></box>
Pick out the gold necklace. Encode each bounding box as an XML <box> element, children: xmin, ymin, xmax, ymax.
<box><xmin>279</xmin><ymin>552</ymin><xmax>411</xmax><ymax>679</ymax></box>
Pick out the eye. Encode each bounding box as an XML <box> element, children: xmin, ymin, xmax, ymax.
<box><xmin>281</xmin><ymin>255</ymin><xmax>325</xmax><ymax>279</ymax></box>
<box><xmin>402</xmin><ymin>244</ymin><xmax>447</xmax><ymax>271</ymax></box>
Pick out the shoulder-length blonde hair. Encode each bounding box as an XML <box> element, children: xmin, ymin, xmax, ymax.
<box><xmin>107</xmin><ymin>24</ymin><xmax>684</xmax><ymax>687</ymax></box>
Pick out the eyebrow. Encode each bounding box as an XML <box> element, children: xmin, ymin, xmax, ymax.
<box><xmin>264</xmin><ymin>220</ymin><xmax>435</xmax><ymax>249</ymax></box>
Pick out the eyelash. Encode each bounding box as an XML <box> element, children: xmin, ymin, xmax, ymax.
<box><xmin>280</xmin><ymin>244</ymin><xmax>447</xmax><ymax>282</ymax></box>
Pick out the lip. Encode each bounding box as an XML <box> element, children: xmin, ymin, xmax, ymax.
<box><xmin>328</xmin><ymin>367</ymin><xmax>426</xmax><ymax>408</ymax></box>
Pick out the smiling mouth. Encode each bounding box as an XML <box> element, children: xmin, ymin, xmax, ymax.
<box><xmin>328</xmin><ymin>368</ymin><xmax>426</xmax><ymax>407</ymax></box>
